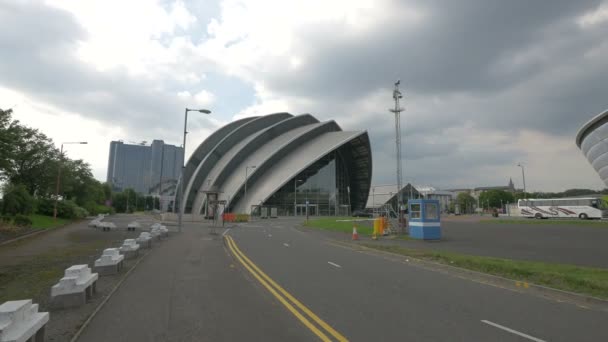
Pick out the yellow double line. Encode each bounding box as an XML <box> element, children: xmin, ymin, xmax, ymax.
<box><xmin>225</xmin><ymin>235</ymin><xmax>348</xmax><ymax>342</ymax></box>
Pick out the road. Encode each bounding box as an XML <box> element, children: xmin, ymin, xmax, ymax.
<box><xmin>78</xmin><ymin>219</ymin><xmax>608</xmax><ymax>341</ymax></box>
<box><xmin>301</xmin><ymin>217</ymin><xmax>608</xmax><ymax>268</ymax></box>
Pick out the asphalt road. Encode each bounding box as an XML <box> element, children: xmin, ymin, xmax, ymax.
<box><xmin>229</xmin><ymin>219</ymin><xmax>607</xmax><ymax>341</ymax></box>
<box><xmin>301</xmin><ymin>217</ymin><xmax>608</xmax><ymax>268</ymax></box>
<box><xmin>78</xmin><ymin>219</ymin><xmax>608</xmax><ymax>341</ymax></box>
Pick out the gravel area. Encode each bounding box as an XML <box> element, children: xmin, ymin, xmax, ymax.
<box><xmin>0</xmin><ymin>213</ymin><xmax>167</xmax><ymax>341</ymax></box>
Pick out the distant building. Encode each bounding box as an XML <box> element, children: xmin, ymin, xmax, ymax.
<box><xmin>366</xmin><ymin>183</ymin><xmax>421</xmax><ymax>211</ymax></box>
<box><xmin>448</xmin><ymin>178</ymin><xmax>516</xmax><ymax>200</ymax></box>
<box><xmin>417</xmin><ymin>186</ymin><xmax>455</xmax><ymax>213</ymax></box>
<box><xmin>576</xmin><ymin>108</ymin><xmax>608</xmax><ymax>186</ymax></box>
<box><xmin>106</xmin><ymin>140</ymin><xmax>183</xmax><ymax>197</ymax></box>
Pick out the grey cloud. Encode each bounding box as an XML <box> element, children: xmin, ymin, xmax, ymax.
<box><xmin>0</xmin><ymin>1</ymin><xmax>212</xmax><ymax>140</ymax></box>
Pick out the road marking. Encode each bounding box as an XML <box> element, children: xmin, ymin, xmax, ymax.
<box><xmin>268</xmin><ymin>234</ymin><xmax>272</xmax><ymax>237</ymax></box>
<box><xmin>481</xmin><ymin>320</ymin><xmax>546</xmax><ymax>342</ymax></box>
<box><xmin>327</xmin><ymin>262</ymin><xmax>342</xmax><ymax>268</ymax></box>
<box><xmin>225</xmin><ymin>236</ymin><xmax>347</xmax><ymax>342</ymax></box>
<box><xmin>283</xmin><ymin>243</ymin><xmax>290</xmax><ymax>247</ymax></box>
<box><xmin>222</xmin><ymin>228</ymin><xmax>231</xmax><ymax>237</ymax></box>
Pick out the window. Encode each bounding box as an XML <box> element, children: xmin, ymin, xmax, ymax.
<box><xmin>410</xmin><ymin>203</ymin><xmax>421</xmax><ymax>219</ymax></box>
<box><xmin>425</xmin><ymin>203</ymin><xmax>438</xmax><ymax>220</ymax></box>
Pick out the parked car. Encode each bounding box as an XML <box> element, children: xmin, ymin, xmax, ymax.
<box><xmin>352</xmin><ymin>210</ymin><xmax>373</xmax><ymax>218</ymax></box>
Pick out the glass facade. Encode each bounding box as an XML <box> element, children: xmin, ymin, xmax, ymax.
<box><xmin>261</xmin><ymin>150</ymin><xmax>351</xmax><ymax>216</ymax></box>
<box><xmin>580</xmin><ymin>119</ymin><xmax>608</xmax><ymax>186</ymax></box>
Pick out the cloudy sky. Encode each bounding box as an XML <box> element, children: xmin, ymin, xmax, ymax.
<box><xmin>2</xmin><ymin>0</ymin><xmax>608</xmax><ymax>192</ymax></box>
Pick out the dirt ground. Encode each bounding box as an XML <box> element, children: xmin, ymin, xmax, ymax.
<box><xmin>0</xmin><ymin>213</ymin><xmax>165</xmax><ymax>341</ymax></box>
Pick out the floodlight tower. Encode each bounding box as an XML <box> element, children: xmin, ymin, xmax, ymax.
<box><xmin>389</xmin><ymin>80</ymin><xmax>405</xmax><ymax>215</ymax></box>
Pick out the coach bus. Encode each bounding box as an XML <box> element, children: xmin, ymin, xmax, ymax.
<box><xmin>517</xmin><ymin>197</ymin><xmax>608</xmax><ymax>219</ymax></box>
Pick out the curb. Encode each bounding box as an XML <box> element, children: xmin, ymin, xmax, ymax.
<box><xmin>69</xmin><ymin>248</ymin><xmax>152</xmax><ymax>342</ymax></box>
<box><xmin>329</xmin><ymin>240</ymin><xmax>608</xmax><ymax>312</ymax></box>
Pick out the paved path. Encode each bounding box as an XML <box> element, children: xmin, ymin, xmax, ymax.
<box><xmin>78</xmin><ymin>223</ymin><xmax>312</xmax><ymax>342</ymax></box>
<box><xmin>77</xmin><ymin>218</ymin><xmax>607</xmax><ymax>341</ymax></box>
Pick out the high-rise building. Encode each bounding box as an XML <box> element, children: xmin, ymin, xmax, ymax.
<box><xmin>106</xmin><ymin>140</ymin><xmax>183</xmax><ymax>195</ymax></box>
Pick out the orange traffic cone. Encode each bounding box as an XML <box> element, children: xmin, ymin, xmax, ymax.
<box><xmin>352</xmin><ymin>225</ymin><xmax>359</xmax><ymax>240</ymax></box>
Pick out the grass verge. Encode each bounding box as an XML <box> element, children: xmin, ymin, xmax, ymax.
<box><xmin>304</xmin><ymin>217</ymin><xmax>374</xmax><ymax>235</ymax></box>
<box><xmin>361</xmin><ymin>244</ymin><xmax>608</xmax><ymax>300</ymax></box>
<box><xmin>29</xmin><ymin>214</ymin><xmax>70</xmax><ymax>230</ymax></box>
<box><xmin>0</xmin><ymin>240</ymin><xmax>108</xmax><ymax>305</ymax></box>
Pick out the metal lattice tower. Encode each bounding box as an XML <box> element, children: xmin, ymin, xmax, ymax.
<box><xmin>389</xmin><ymin>81</ymin><xmax>404</xmax><ymax>212</ymax></box>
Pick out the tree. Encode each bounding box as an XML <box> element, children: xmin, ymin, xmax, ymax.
<box><xmin>0</xmin><ymin>109</ymin><xmax>59</xmax><ymax>196</ymax></box>
<box><xmin>456</xmin><ymin>192</ymin><xmax>476</xmax><ymax>214</ymax></box>
<box><xmin>1</xmin><ymin>183</ymin><xmax>33</xmax><ymax>215</ymax></box>
<box><xmin>478</xmin><ymin>190</ymin><xmax>515</xmax><ymax>209</ymax></box>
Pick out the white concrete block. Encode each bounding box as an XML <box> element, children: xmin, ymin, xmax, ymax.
<box><xmin>119</xmin><ymin>239</ymin><xmax>139</xmax><ymax>253</ymax></box>
<box><xmin>94</xmin><ymin>248</ymin><xmax>124</xmax><ymax>267</ymax></box>
<box><xmin>128</xmin><ymin>221</ymin><xmax>140</xmax><ymax>228</ymax></box>
<box><xmin>0</xmin><ymin>300</ymin><xmax>49</xmax><ymax>342</ymax></box>
<box><xmin>135</xmin><ymin>233</ymin><xmax>152</xmax><ymax>245</ymax></box>
<box><xmin>51</xmin><ymin>265</ymin><xmax>98</xmax><ymax>297</ymax></box>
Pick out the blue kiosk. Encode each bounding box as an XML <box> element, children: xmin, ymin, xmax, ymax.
<box><xmin>408</xmin><ymin>199</ymin><xmax>441</xmax><ymax>240</ymax></box>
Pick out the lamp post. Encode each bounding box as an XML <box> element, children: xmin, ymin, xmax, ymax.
<box><xmin>294</xmin><ymin>179</ymin><xmax>304</xmax><ymax>216</ymax></box>
<box><xmin>244</xmin><ymin>165</ymin><xmax>256</xmax><ymax>214</ymax></box>
<box><xmin>517</xmin><ymin>162</ymin><xmax>527</xmax><ymax>196</ymax></box>
<box><xmin>178</xmin><ymin>108</ymin><xmax>211</xmax><ymax>232</ymax></box>
<box><xmin>54</xmin><ymin>141</ymin><xmax>87</xmax><ymax>220</ymax></box>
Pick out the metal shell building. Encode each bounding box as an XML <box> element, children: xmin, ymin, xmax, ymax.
<box><xmin>576</xmin><ymin>109</ymin><xmax>608</xmax><ymax>186</ymax></box>
<box><xmin>180</xmin><ymin>112</ymin><xmax>372</xmax><ymax>216</ymax></box>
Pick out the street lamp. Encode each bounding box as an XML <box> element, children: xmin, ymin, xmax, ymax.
<box><xmin>244</xmin><ymin>165</ymin><xmax>256</xmax><ymax>214</ymax></box>
<box><xmin>517</xmin><ymin>162</ymin><xmax>527</xmax><ymax>196</ymax></box>
<box><xmin>178</xmin><ymin>108</ymin><xmax>211</xmax><ymax>232</ymax></box>
<box><xmin>294</xmin><ymin>179</ymin><xmax>304</xmax><ymax>216</ymax></box>
<box><xmin>54</xmin><ymin>141</ymin><xmax>87</xmax><ymax>220</ymax></box>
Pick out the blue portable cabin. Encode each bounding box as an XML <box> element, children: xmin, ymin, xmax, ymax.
<box><xmin>407</xmin><ymin>199</ymin><xmax>441</xmax><ymax>240</ymax></box>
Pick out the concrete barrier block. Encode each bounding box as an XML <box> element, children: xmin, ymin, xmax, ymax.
<box><xmin>149</xmin><ymin>228</ymin><xmax>162</xmax><ymax>240</ymax></box>
<box><xmin>50</xmin><ymin>265</ymin><xmax>98</xmax><ymax>309</ymax></box>
<box><xmin>94</xmin><ymin>249</ymin><xmax>124</xmax><ymax>276</ymax></box>
<box><xmin>119</xmin><ymin>239</ymin><xmax>140</xmax><ymax>259</ymax></box>
<box><xmin>127</xmin><ymin>221</ymin><xmax>141</xmax><ymax>231</ymax></box>
<box><xmin>0</xmin><ymin>300</ymin><xmax>49</xmax><ymax>342</ymax></box>
<box><xmin>136</xmin><ymin>233</ymin><xmax>152</xmax><ymax>249</ymax></box>
<box><xmin>100</xmin><ymin>222</ymin><xmax>117</xmax><ymax>231</ymax></box>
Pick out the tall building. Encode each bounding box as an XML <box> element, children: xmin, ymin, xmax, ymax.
<box><xmin>107</xmin><ymin>140</ymin><xmax>183</xmax><ymax>195</ymax></box>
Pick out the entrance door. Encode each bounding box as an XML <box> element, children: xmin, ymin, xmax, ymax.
<box><xmin>296</xmin><ymin>204</ymin><xmax>317</xmax><ymax>216</ymax></box>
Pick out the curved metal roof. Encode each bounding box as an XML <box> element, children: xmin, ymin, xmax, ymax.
<box><xmin>181</xmin><ymin>113</ymin><xmax>292</xmax><ymax>213</ymax></box>
<box><xmin>186</xmin><ymin>113</ymin><xmax>372</xmax><ymax>215</ymax></box>
<box><xmin>231</xmin><ymin>130</ymin><xmax>367</xmax><ymax>213</ymax></box>
<box><xmin>190</xmin><ymin>114</ymin><xmax>321</xmax><ymax>214</ymax></box>
<box><xmin>576</xmin><ymin>109</ymin><xmax>608</xmax><ymax>148</ymax></box>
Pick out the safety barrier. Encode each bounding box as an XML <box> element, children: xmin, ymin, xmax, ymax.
<box><xmin>50</xmin><ymin>265</ymin><xmax>98</xmax><ymax>309</ymax></box>
<box><xmin>0</xmin><ymin>299</ymin><xmax>49</xmax><ymax>342</ymax></box>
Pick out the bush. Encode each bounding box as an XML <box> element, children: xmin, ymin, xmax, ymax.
<box><xmin>83</xmin><ymin>201</ymin><xmax>113</xmax><ymax>216</ymax></box>
<box><xmin>36</xmin><ymin>198</ymin><xmax>88</xmax><ymax>219</ymax></box>
<box><xmin>1</xmin><ymin>215</ymin><xmax>12</xmax><ymax>224</ymax></box>
<box><xmin>1</xmin><ymin>184</ymin><xmax>33</xmax><ymax>215</ymax></box>
<box><xmin>13</xmin><ymin>214</ymin><xmax>32</xmax><ymax>227</ymax></box>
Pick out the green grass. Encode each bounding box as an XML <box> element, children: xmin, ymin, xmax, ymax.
<box><xmin>0</xmin><ymin>240</ymin><xmax>109</xmax><ymax>305</ymax></box>
<box><xmin>482</xmin><ymin>218</ymin><xmax>608</xmax><ymax>226</ymax></box>
<box><xmin>304</xmin><ymin>217</ymin><xmax>374</xmax><ymax>235</ymax></box>
<box><xmin>361</xmin><ymin>244</ymin><xmax>608</xmax><ymax>299</ymax></box>
<box><xmin>29</xmin><ymin>214</ymin><xmax>70</xmax><ymax>230</ymax></box>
